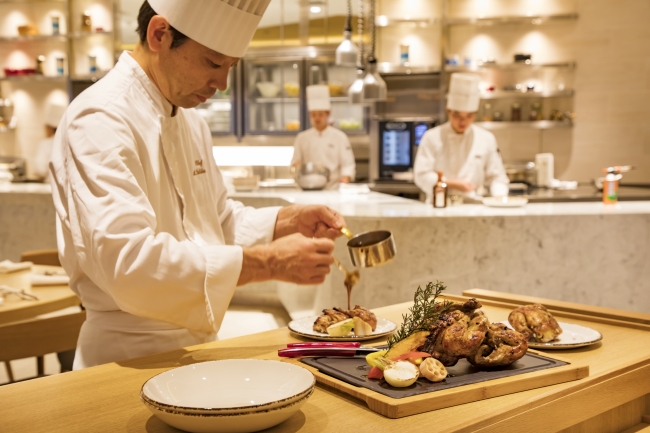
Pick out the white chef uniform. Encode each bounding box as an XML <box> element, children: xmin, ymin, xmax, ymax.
<box><xmin>414</xmin><ymin>73</ymin><xmax>508</xmax><ymax>202</ymax></box>
<box><xmin>33</xmin><ymin>102</ymin><xmax>66</xmax><ymax>182</ymax></box>
<box><xmin>50</xmin><ymin>51</ymin><xmax>281</xmax><ymax>369</ymax></box>
<box><xmin>291</xmin><ymin>85</ymin><xmax>356</xmax><ymax>190</ymax></box>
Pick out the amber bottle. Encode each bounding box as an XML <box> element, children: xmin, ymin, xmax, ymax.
<box><xmin>433</xmin><ymin>171</ymin><xmax>448</xmax><ymax>208</ymax></box>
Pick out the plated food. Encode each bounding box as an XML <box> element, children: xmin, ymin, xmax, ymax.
<box><xmin>288</xmin><ymin>309</ymin><xmax>396</xmax><ymax>342</ymax></box>
<box><xmin>365</xmin><ymin>282</ymin><xmax>530</xmax><ymax>387</ymax></box>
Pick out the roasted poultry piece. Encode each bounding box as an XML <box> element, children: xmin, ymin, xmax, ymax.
<box><xmin>467</xmin><ymin>323</ymin><xmax>529</xmax><ymax>367</ymax></box>
<box><xmin>508</xmin><ymin>304</ymin><xmax>563</xmax><ymax>342</ymax></box>
<box><xmin>313</xmin><ymin>309</ymin><xmax>350</xmax><ymax>333</ymax></box>
<box><xmin>422</xmin><ymin>299</ymin><xmax>489</xmax><ymax>366</ymax></box>
<box><xmin>312</xmin><ymin>305</ymin><xmax>377</xmax><ymax>333</ymax></box>
<box><xmin>335</xmin><ymin>305</ymin><xmax>377</xmax><ymax>331</ymax></box>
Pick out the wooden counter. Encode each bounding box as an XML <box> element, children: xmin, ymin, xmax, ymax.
<box><xmin>1</xmin><ymin>291</ymin><xmax>649</xmax><ymax>433</ymax></box>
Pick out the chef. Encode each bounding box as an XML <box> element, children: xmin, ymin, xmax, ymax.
<box><xmin>32</xmin><ymin>102</ymin><xmax>66</xmax><ymax>182</ymax></box>
<box><xmin>414</xmin><ymin>73</ymin><xmax>509</xmax><ymax>203</ymax></box>
<box><xmin>291</xmin><ymin>85</ymin><xmax>356</xmax><ymax>190</ymax></box>
<box><xmin>50</xmin><ymin>0</ymin><xmax>347</xmax><ymax>369</ymax></box>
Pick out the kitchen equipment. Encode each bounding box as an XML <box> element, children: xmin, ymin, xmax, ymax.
<box><xmin>504</xmin><ymin>161</ymin><xmax>537</xmax><ymax>186</ymax></box>
<box><xmin>255</xmin><ymin>82</ymin><xmax>279</xmax><ymax>98</ymax></box>
<box><xmin>300</xmin><ymin>351</ymin><xmax>585</xmax><ymax>418</ymax></box>
<box><xmin>0</xmin><ymin>157</ymin><xmax>26</xmax><ymax>182</ymax></box>
<box><xmin>340</xmin><ymin>227</ymin><xmax>396</xmax><ymax>268</ymax></box>
<box><xmin>377</xmin><ymin>118</ymin><xmax>436</xmax><ymax>179</ymax></box>
<box><xmin>293</xmin><ymin>163</ymin><xmax>330</xmax><ymax>190</ymax></box>
<box><xmin>535</xmin><ymin>153</ymin><xmax>554</xmax><ymax>188</ymax></box>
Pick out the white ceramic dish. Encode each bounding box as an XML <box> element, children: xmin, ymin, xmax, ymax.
<box><xmin>501</xmin><ymin>321</ymin><xmax>603</xmax><ymax>349</ymax></box>
<box><xmin>288</xmin><ymin>316</ymin><xmax>397</xmax><ymax>341</ymax></box>
<box><xmin>482</xmin><ymin>197</ymin><xmax>528</xmax><ymax>208</ymax></box>
<box><xmin>256</xmin><ymin>82</ymin><xmax>280</xmax><ymax>98</ymax></box>
<box><xmin>142</xmin><ymin>388</ymin><xmax>312</xmax><ymax>433</ymax></box>
<box><xmin>141</xmin><ymin>360</ymin><xmax>315</xmax><ymax>413</ymax></box>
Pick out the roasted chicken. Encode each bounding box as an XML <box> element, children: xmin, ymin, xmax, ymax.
<box><xmin>313</xmin><ymin>305</ymin><xmax>377</xmax><ymax>333</ymax></box>
<box><xmin>508</xmin><ymin>304</ymin><xmax>563</xmax><ymax>343</ymax></box>
<box><xmin>422</xmin><ymin>299</ymin><xmax>489</xmax><ymax>366</ymax></box>
<box><xmin>467</xmin><ymin>323</ymin><xmax>529</xmax><ymax>367</ymax></box>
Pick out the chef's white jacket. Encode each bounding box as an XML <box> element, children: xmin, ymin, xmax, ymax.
<box><xmin>414</xmin><ymin>122</ymin><xmax>509</xmax><ymax>203</ymax></box>
<box><xmin>50</xmin><ymin>52</ymin><xmax>280</xmax><ymax>369</ymax></box>
<box><xmin>291</xmin><ymin>126</ymin><xmax>356</xmax><ymax>190</ymax></box>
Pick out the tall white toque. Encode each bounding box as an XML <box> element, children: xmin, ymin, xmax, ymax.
<box><xmin>44</xmin><ymin>102</ymin><xmax>67</xmax><ymax>128</ymax></box>
<box><xmin>446</xmin><ymin>73</ymin><xmax>481</xmax><ymax>113</ymax></box>
<box><xmin>148</xmin><ymin>0</ymin><xmax>272</xmax><ymax>58</ymax></box>
<box><xmin>306</xmin><ymin>85</ymin><xmax>331</xmax><ymax>111</ymax></box>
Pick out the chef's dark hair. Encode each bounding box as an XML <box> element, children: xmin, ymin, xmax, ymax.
<box><xmin>136</xmin><ymin>1</ymin><xmax>188</xmax><ymax>49</ymax></box>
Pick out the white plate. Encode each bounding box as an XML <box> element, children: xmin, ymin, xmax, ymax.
<box><xmin>143</xmin><ymin>389</ymin><xmax>312</xmax><ymax>433</ymax></box>
<box><xmin>141</xmin><ymin>360</ymin><xmax>314</xmax><ymax>413</ymax></box>
<box><xmin>482</xmin><ymin>197</ymin><xmax>528</xmax><ymax>207</ymax></box>
<box><xmin>288</xmin><ymin>316</ymin><xmax>397</xmax><ymax>341</ymax></box>
<box><xmin>501</xmin><ymin>321</ymin><xmax>603</xmax><ymax>349</ymax></box>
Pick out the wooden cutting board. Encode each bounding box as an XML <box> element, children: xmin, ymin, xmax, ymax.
<box><xmin>292</xmin><ymin>350</ymin><xmax>588</xmax><ymax>419</ymax></box>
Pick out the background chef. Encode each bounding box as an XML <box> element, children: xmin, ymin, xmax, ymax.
<box><xmin>50</xmin><ymin>0</ymin><xmax>347</xmax><ymax>369</ymax></box>
<box><xmin>291</xmin><ymin>85</ymin><xmax>356</xmax><ymax>190</ymax></box>
<box><xmin>414</xmin><ymin>73</ymin><xmax>509</xmax><ymax>203</ymax></box>
<box><xmin>32</xmin><ymin>102</ymin><xmax>66</xmax><ymax>182</ymax></box>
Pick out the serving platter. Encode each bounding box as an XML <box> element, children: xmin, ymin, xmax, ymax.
<box><xmin>288</xmin><ymin>316</ymin><xmax>396</xmax><ymax>342</ymax></box>
<box><xmin>500</xmin><ymin>321</ymin><xmax>603</xmax><ymax>349</ymax></box>
<box><xmin>294</xmin><ymin>350</ymin><xmax>588</xmax><ymax>418</ymax></box>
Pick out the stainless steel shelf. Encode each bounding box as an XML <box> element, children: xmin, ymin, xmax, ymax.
<box><xmin>476</xmin><ymin>121</ymin><xmax>572</xmax><ymax>130</ymax></box>
<box><xmin>446</xmin><ymin>62</ymin><xmax>576</xmax><ymax>72</ymax></box>
<box><xmin>0</xmin><ymin>74</ymin><xmax>67</xmax><ymax>82</ymax></box>
<box><xmin>446</xmin><ymin>13</ymin><xmax>578</xmax><ymax>26</ymax></box>
<box><xmin>378</xmin><ymin>64</ymin><xmax>441</xmax><ymax>75</ymax></box>
<box><xmin>481</xmin><ymin>90</ymin><xmax>574</xmax><ymax>99</ymax></box>
<box><xmin>251</xmin><ymin>97</ymin><xmax>300</xmax><ymax>103</ymax></box>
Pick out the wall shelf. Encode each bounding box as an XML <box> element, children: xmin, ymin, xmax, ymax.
<box><xmin>68</xmin><ymin>30</ymin><xmax>113</xmax><ymax>39</ymax></box>
<box><xmin>0</xmin><ymin>34</ymin><xmax>67</xmax><ymax>42</ymax></box>
<box><xmin>378</xmin><ymin>64</ymin><xmax>441</xmax><ymax>75</ymax></box>
<box><xmin>446</xmin><ymin>62</ymin><xmax>576</xmax><ymax>72</ymax></box>
<box><xmin>480</xmin><ymin>90</ymin><xmax>574</xmax><ymax>99</ymax></box>
<box><xmin>252</xmin><ymin>97</ymin><xmax>300</xmax><ymax>104</ymax></box>
<box><xmin>446</xmin><ymin>13</ymin><xmax>578</xmax><ymax>27</ymax></box>
<box><xmin>476</xmin><ymin>121</ymin><xmax>572</xmax><ymax>130</ymax></box>
<box><xmin>375</xmin><ymin>17</ymin><xmax>438</xmax><ymax>28</ymax></box>
<box><xmin>0</xmin><ymin>75</ymin><xmax>66</xmax><ymax>82</ymax></box>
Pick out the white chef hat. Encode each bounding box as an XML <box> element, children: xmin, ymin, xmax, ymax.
<box><xmin>44</xmin><ymin>102</ymin><xmax>66</xmax><ymax>128</ymax></box>
<box><xmin>148</xmin><ymin>0</ymin><xmax>272</xmax><ymax>58</ymax></box>
<box><xmin>306</xmin><ymin>85</ymin><xmax>331</xmax><ymax>111</ymax></box>
<box><xmin>447</xmin><ymin>73</ymin><xmax>481</xmax><ymax>113</ymax></box>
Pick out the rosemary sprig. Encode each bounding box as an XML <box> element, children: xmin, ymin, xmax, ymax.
<box><xmin>387</xmin><ymin>281</ymin><xmax>452</xmax><ymax>348</ymax></box>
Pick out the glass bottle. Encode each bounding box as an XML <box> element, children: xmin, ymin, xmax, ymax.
<box><xmin>51</xmin><ymin>15</ymin><xmax>60</xmax><ymax>35</ymax></box>
<box><xmin>433</xmin><ymin>171</ymin><xmax>448</xmax><ymax>208</ymax></box>
<box><xmin>81</xmin><ymin>11</ymin><xmax>92</xmax><ymax>32</ymax></box>
<box><xmin>481</xmin><ymin>103</ymin><xmax>493</xmax><ymax>121</ymax></box>
<box><xmin>511</xmin><ymin>103</ymin><xmax>522</xmax><ymax>122</ymax></box>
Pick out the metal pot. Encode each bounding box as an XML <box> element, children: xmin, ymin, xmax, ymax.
<box><xmin>0</xmin><ymin>156</ymin><xmax>26</xmax><ymax>182</ymax></box>
<box><xmin>340</xmin><ymin>228</ymin><xmax>396</xmax><ymax>268</ymax></box>
<box><xmin>294</xmin><ymin>163</ymin><xmax>330</xmax><ymax>191</ymax></box>
<box><xmin>504</xmin><ymin>161</ymin><xmax>537</xmax><ymax>186</ymax></box>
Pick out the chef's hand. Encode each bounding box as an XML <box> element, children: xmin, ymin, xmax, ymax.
<box><xmin>446</xmin><ymin>179</ymin><xmax>476</xmax><ymax>193</ymax></box>
<box><xmin>274</xmin><ymin>205</ymin><xmax>346</xmax><ymax>241</ymax></box>
<box><xmin>238</xmin><ymin>233</ymin><xmax>334</xmax><ymax>285</ymax></box>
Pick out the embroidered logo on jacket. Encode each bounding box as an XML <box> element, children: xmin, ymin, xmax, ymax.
<box><xmin>193</xmin><ymin>159</ymin><xmax>206</xmax><ymax>176</ymax></box>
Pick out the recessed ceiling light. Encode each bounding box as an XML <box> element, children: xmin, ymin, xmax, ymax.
<box><xmin>310</xmin><ymin>6</ymin><xmax>321</xmax><ymax>13</ymax></box>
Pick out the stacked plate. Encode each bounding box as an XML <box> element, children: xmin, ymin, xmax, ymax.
<box><xmin>140</xmin><ymin>359</ymin><xmax>315</xmax><ymax>433</ymax></box>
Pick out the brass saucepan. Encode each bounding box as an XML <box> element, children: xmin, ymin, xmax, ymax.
<box><xmin>340</xmin><ymin>227</ymin><xmax>396</xmax><ymax>268</ymax></box>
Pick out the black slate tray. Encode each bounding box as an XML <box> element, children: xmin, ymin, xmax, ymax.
<box><xmin>302</xmin><ymin>352</ymin><xmax>568</xmax><ymax>399</ymax></box>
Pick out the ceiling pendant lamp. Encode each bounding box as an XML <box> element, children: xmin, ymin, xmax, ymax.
<box><xmin>361</xmin><ymin>0</ymin><xmax>386</xmax><ymax>102</ymax></box>
<box><xmin>348</xmin><ymin>0</ymin><xmax>365</xmax><ymax>104</ymax></box>
<box><xmin>335</xmin><ymin>0</ymin><xmax>358</xmax><ymax>67</ymax></box>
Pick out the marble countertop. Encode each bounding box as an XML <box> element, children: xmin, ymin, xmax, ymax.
<box><xmin>231</xmin><ymin>188</ymin><xmax>650</xmax><ymax>217</ymax></box>
<box><xmin>3</xmin><ymin>182</ymin><xmax>649</xmax><ymax>217</ymax></box>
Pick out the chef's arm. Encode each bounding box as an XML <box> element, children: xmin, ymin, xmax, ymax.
<box><xmin>484</xmin><ymin>138</ymin><xmax>510</xmax><ymax>197</ymax></box>
<box><xmin>413</xmin><ymin>135</ymin><xmax>439</xmax><ymax>194</ymax></box>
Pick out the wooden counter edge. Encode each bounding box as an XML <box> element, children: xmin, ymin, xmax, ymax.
<box><xmin>462</xmin><ymin>289</ymin><xmax>650</xmax><ymax>326</ymax></box>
